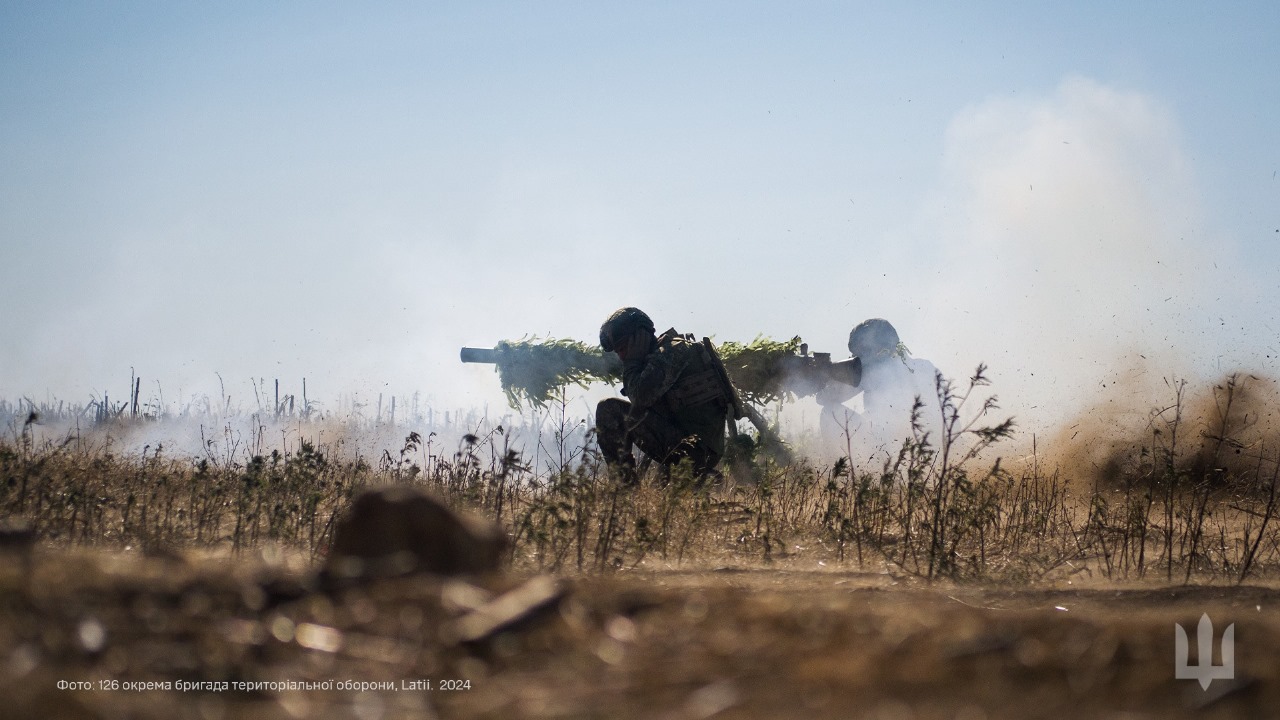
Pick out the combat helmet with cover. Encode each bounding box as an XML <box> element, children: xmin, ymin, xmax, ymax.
<box><xmin>848</xmin><ymin>318</ymin><xmax>901</xmax><ymax>362</ymax></box>
<box><xmin>599</xmin><ymin>307</ymin><xmax>655</xmax><ymax>353</ymax></box>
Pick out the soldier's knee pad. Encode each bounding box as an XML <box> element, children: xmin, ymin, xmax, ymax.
<box><xmin>595</xmin><ymin>398</ymin><xmax>630</xmax><ymax>426</ymax></box>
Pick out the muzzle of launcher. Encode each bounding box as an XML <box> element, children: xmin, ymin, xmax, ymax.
<box><xmin>459</xmin><ymin>347</ymin><xmax>498</xmax><ymax>364</ymax></box>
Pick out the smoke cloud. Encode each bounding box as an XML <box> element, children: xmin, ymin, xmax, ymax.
<box><xmin>903</xmin><ymin>77</ymin><xmax>1259</xmax><ymax>438</ymax></box>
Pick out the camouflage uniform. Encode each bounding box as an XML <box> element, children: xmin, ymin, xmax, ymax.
<box><xmin>596</xmin><ymin>309</ymin><xmax>732</xmax><ymax>479</ymax></box>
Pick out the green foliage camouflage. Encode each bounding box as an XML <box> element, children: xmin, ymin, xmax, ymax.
<box><xmin>491</xmin><ymin>335</ymin><xmax>808</xmax><ymax>409</ymax></box>
<box><xmin>714</xmin><ymin>335</ymin><xmax>805</xmax><ymax>405</ymax></box>
<box><xmin>494</xmin><ymin>338</ymin><xmax>623</xmax><ymax>409</ymax></box>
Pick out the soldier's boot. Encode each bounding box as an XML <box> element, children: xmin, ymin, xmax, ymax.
<box><xmin>669</xmin><ymin>436</ymin><xmax>720</xmax><ymax>486</ymax></box>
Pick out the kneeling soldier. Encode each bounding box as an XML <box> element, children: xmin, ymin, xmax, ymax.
<box><xmin>595</xmin><ymin>307</ymin><xmax>738</xmax><ymax>482</ymax></box>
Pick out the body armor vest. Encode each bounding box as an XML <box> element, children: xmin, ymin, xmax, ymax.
<box><xmin>656</xmin><ymin>329</ymin><xmax>735</xmax><ymax>414</ymax></box>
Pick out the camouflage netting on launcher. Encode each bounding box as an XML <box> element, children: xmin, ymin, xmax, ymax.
<box><xmin>714</xmin><ymin>335</ymin><xmax>805</xmax><ymax>406</ymax></box>
<box><xmin>493</xmin><ymin>338</ymin><xmax>623</xmax><ymax>409</ymax></box>
<box><xmin>491</xmin><ymin>335</ymin><xmax>808</xmax><ymax>409</ymax></box>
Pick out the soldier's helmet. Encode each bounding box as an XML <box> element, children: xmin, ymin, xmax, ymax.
<box><xmin>599</xmin><ymin>307</ymin><xmax>655</xmax><ymax>352</ymax></box>
<box><xmin>848</xmin><ymin>318</ymin><xmax>900</xmax><ymax>360</ymax></box>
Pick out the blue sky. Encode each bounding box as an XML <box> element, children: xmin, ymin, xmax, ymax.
<box><xmin>2</xmin><ymin>2</ymin><xmax>1278</xmax><ymax>433</ymax></box>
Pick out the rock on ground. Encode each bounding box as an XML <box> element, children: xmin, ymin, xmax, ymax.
<box><xmin>323</xmin><ymin>486</ymin><xmax>506</xmax><ymax>582</ymax></box>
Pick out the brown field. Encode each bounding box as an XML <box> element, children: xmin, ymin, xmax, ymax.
<box><xmin>3</xmin><ymin>548</ymin><xmax>1278</xmax><ymax>720</ymax></box>
<box><xmin>5</xmin><ymin>373</ymin><xmax>1280</xmax><ymax>718</ymax></box>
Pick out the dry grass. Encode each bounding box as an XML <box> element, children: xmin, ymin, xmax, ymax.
<box><xmin>4</xmin><ymin>371</ymin><xmax>1280</xmax><ymax>586</ymax></box>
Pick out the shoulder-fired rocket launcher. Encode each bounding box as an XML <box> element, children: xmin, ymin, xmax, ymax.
<box><xmin>460</xmin><ymin>336</ymin><xmax>861</xmax><ymax>410</ymax></box>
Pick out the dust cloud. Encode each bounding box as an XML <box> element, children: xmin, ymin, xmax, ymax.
<box><xmin>1036</xmin><ymin>371</ymin><xmax>1280</xmax><ymax>489</ymax></box>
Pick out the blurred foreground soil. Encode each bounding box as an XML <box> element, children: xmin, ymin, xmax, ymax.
<box><xmin>2</xmin><ymin>548</ymin><xmax>1279</xmax><ymax>720</ymax></box>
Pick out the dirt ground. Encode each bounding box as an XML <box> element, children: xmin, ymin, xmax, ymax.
<box><xmin>2</xmin><ymin>548</ymin><xmax>1277</xmax><ymax>720</ymax></box>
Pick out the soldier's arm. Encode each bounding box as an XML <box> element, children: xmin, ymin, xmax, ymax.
<box><xmin>815</xmin><ymin>380</ymin><xmax>858</xmax><ymax>408</ymax></box>
<box><xmin>622</xmin><ymin>352</ymin><xmax>679</xmax><ymax>410</ymax></box>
